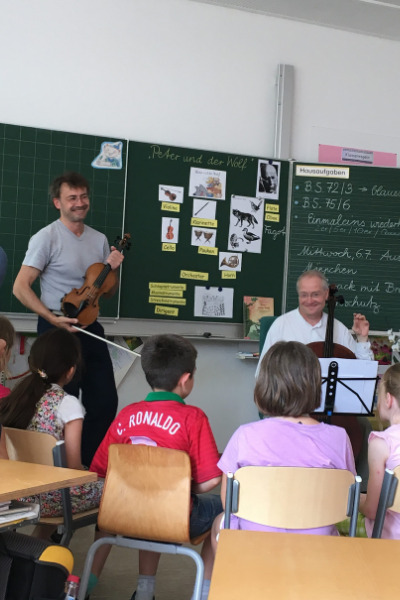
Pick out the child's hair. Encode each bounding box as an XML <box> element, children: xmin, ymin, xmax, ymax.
<box><xmin>0</xmin><ymin>328</ymin><xmax>81</xmax><ymax>429</ymax></box>
<box><xmin>141</xmin><ymin>334</ymin><xmax>197</xmax><ymax>391</ymax></box>
<box><xmin>381</xmin><ymin>363</ymin><xmax>400</xmax><ymax>402</ymax></box>
<box><xmin>0</xmin><ymin>316</ymin><xmax>15</xmax><ymax>372</ymax></box>
<box><xmin>255</xmin><ymin>341</ymin><xmax>321</xmax><ymax>416</ymax></box>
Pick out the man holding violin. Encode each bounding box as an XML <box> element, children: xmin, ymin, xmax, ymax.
<box><xmin>256</xmin><ymin>269</ymin><xmax>373</xmax><ymax>376</ymax></box>
<box><xmin>13</xmin><ymin>171</ymin><xmax>124</xmax><ymax>466</ymax></box>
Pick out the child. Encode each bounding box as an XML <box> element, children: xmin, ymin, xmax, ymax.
<box><xmin>359</xmin><ymin>363</ymin><xmax>400</xmax><ymax>538</ymax></box>
<box><xmin>215</xmin><ymin>341</ymin><xmax>356</xmax><ymax>536</ymax></box>
<box><xmin>90</xmin><ymin>334</ymin><xmax>222</xmax><ymax>600</ymax></box>
<box><xmin>0</xmin><ymin>328</ymin><xmax>103</xmax><ymax>525</ymax></box>
<box><xmin>0</xmin><ymin>315</ymin><xmax>15</xmax><ymax>399</ymax></box>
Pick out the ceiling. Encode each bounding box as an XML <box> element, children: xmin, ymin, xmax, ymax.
<box><xmin>188</xmin><ymin>0</ymin><xmax>400</xmax><ymax>42</ymax></box>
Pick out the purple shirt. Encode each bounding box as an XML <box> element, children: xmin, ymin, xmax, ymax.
<box><xmin>218</xmin><ymin>418</ymin><xmax>356</xmax><ymax>535</ymax></box>
<box><xmin>365</xmin><ymin>425</ymin><xmax>400</xmax><ymax>539</ymax></box>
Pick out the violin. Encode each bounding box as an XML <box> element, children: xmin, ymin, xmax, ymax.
<box><xmin>61</xmin><ymin>233</ymin><xmax>131</xmax><ymax>327</ymax></box>
<box><xmin>161</xmin><ymin>187</ymin><xmax>177</xmax><ymax>201</ymax></box>
<box><xmin>166</xmin><ymin>220</ymin><xmax>174</xmax><ymax>240</ymax></box>
<box><xmin>308</xmin><ymin>283</ymin><xmax>362</xmax><ymax>459</ymax></box>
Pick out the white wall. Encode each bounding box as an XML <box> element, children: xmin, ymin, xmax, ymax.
<box><xmin>2</xmin><ymin>0</ymin><xmax>399</xmax><ymax>449</ymax></box>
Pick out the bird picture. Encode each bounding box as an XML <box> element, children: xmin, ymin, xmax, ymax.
<box><xmin>250</xmin><ymin>199</ymin><xmax>263</xmax><ymax>212</ymax></box>
<box><xmin>242</xmin><ymin>228</ymin><xmax>260</xmax><ymax>244</ymax></box>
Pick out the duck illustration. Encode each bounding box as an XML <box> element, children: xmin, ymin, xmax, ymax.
<box><xmin>242</xmin><ymin>228</ymin><xmax>260</xmax><ymax>244</ymax></box>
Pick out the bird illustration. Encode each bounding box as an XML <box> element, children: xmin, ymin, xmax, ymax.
<box><xmin>250</xmin><ymin>199</ymin><xmax>263</xmax><ymax>212</ymax></box>
<box><xmin>242</xmin><ymin>228</ymin><xmax>260</xmax><ymax>244</ymax></box>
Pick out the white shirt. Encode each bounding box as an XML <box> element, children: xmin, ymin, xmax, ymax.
<box><xmin>255</xmin><ymin>308</ymin><xmax>374</xmax><ymax>377</ymax></box>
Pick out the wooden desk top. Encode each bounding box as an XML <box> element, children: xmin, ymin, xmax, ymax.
<box><xmin>0</xmin><ymin>459</ymin><xmax>97</xmax><ymax>502</ymax></box>
<box><xmin>209</xmin><ymin>530</ymin><xmax>400</xmax><ymax>600</ymax></box>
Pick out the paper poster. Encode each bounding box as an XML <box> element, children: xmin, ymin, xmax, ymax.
<box><xmin>219</xmin><ymin>252</ymin><xmax>242</xmax><ymax>272</ymax></box>
<box><xmin>189</xmin><ymin>167</ymin><xmax>226</xmax><ymax>200</ymax></box>
<box><xmin>191</xmin><ymin>227</ymin><xmax>216</xmax><ymax>247</ymax></box>
<box><xmin>91</xmin><ymin>141</ymin><xmax>123</xmax><ymax>169</ymax></box>
<box><xmin>227</xmin><ymin>195</ymin><xmax>263</xmax><ymax>254</ymax></box>
<box><xmin>257</xmin><ymin>159</ymin><xmax>280</xmax><ymax>199</ymax></box>
<box><xmin>158</xmin><ymin>185</ymin><xmax>184</xmax><ymax>203</ymax></box>
<box><xmin>192</xmin><ymin>199</ymin><xmax>217</xmax><ymax>219</ymax></box>
<box><xmin>161</xmin><ymin>217</ymin><xmax>179</xmax><ymax>243</ymax></box>
<box><xmin>194</xmin><ymin>286</ymin><xmax>234</xmax><ymax>318</ymax></box>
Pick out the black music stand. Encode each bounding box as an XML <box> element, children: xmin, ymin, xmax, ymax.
<box><xmin>317</xmin><ymin>358</ymin><xmax>379</xmax><ymax>419</ymax></box>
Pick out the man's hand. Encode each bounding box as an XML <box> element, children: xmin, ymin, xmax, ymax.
<box><xmin>52</xmin><ymin>315</ymin><xmax>80</xmax><ymax>331</ymax></box>
<box><xmin>352</xmin><ymin>313</ymin><xmax>370</xmax><ymax>342</ymax></box>
<box><xmin>107</xmin><ymin>246</ymin><xmax>124</xmax><ymax>270</ymax></box>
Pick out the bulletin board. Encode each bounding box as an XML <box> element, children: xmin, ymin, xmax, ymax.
<box><xmin>0</xmin><ymin>122</ymin><xmax>127</xmax><ymax>317</ymax></box>
<box><xmin>120</xmin><ymin>141</ymin><xmax>289</xmax><ymax>325</ymax></box>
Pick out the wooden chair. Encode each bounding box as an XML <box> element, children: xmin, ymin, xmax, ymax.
<box><xmin>371</xmin><ymin>466</ymin><xmax>400</xmax><ymax>538</ymax></box>
<box><xmin>224</xmin><ymin>466</ymin><xmax>361</xmax><ymax>536</ymax></box>
<box><xmin>3</xmin><ymin>427</ymin><xmax>98</xmax><ymax>546</ymax></box>
<box><xmin>78</xmin><ymin>445</ymin><xmax>209</xmax><ymax>600</ymax></box>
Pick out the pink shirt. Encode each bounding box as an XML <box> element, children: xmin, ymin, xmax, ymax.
<box><xmin>365</xmin><ymin>425</ymin><xmax>400</xmax><ymax>539</ymax></box>
<box><xmin>218</xmin><ymin>417</ymin><xmax>355</xmax><ymax>535</ymax></box>
<box><xmin>0</xmin><ymin>384</ymin><xmax>10</xmax><ymax>399</ymax></box>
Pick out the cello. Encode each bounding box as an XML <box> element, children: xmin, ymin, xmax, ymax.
<box><xmin>61</xmin><ymin>233</ymin><xmax>131</xmax><ymax>327</ymax></box>
<box><xmin>308</xmin><ymin>284</ymin><xmax>364</xmax><ymax>460</ymax></box>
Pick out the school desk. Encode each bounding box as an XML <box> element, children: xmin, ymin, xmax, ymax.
<box><xmin>0</xmin><ymin>458</ymin><xmax>97</xmax><ymax>503</ymax></box>
<box><xmin>209</xmin><ymin>529</ymin><xmax>400</xmax><ymax>599</ymax></box>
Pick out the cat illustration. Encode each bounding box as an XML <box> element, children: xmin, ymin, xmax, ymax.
<box><xmin>232</xmin><ymin>209</ymin><xmax>258</xmax><ymax>229</ymax></box>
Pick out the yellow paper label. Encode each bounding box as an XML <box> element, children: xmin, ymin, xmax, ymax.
<box><xmin>222</xmin><ymin>271</ymin><xmax>236</xmax><ymax>279</ymax></box>
<box><xmin>180</xmin><ymin>270</ymin><xmax>209</xmax><ymax>281</ymax></box>
<box><xmin>161</xmin><ymin>202</ymin><xmax>180</xmax><ymax>213</ymax></box>
<box><xmin>149</xmin><ymin>289</ymin><xmax>183</xmax><ymax>298</ymax></box>
<box><xmin>149</xmin><ymin>296</ymin><xmax>186</xmax><ymax>306</ymax></box>
<box><xmin>265</xmin><ymin>213</ymin><xmax>280</xmax><ymax>222</ymax></box>
<box><xmin>162</xmin><ymin>243</ymin><xmax>176</xmax><ymax>252</ymax></box>
<box><xmin>198</xmin><ymin>246</ymin><xmax>218</xmax><ymax>256</ymax></box>
<box><xmin>190</xmin><ymin>217</ymin><xmax>218</xmax><ymax>228</ymax></box>
<box><xmin>149</xmin><ymin>283</ymin><xmax>187</xmax><ymax>291</ymax></box>
<box><xmin>155</xmin><ymin>305</ymin><xmax>179</xmax><ymax>317</ymax></box>
<box><xmin>265</xmin><ymin>203</ymin><xmax>279</xmax><ymax>213</ymax></box>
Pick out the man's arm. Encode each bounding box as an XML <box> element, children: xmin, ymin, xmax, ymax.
<box><xmin>13</xmin><ymin>265</ymin><xmax>78</xmax><ymax>331</ymax></box>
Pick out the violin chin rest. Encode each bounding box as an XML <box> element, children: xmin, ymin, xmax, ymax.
<box><xmin>62</xmin><ymin>302</ymin><xmax>82</xmax><ymax>318</ymax></box>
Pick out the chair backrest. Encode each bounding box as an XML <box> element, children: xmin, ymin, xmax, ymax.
<box><xmin>98</xmin><ymin>444</ymin><xmax>192</xmax><ymax>543</ymax></box>
<box><xmin>3</xmin><ymin>427</ymin><xmax>57</xmax><ymax>466</ymax></box>
<box><xmin>259</xmin><ymin>316</ymin><xmax>277</xmax><ymax>354</ymax></box>
<box><xmin>372</xmin><ymin>466</ymin><xmax>400</xmax><ymax>538</ymax></box>
<box><xmin>224</xmin><ymin>466</ymin><xmax>361</xmax><ymax>535</ymax></box>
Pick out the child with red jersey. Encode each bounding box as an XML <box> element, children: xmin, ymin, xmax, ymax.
<box><xmin>90</xmin><ymin>334</ymin><xmax>222</xmax><ymax>600</ymax></box>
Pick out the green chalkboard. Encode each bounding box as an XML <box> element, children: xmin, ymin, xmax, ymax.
<box><xmin>286</xmin><ymin>162</ymin><xmax>400</xmax><ymax>331</ymax></box>
<box><xmin>0</xmin><ymin>122</ymin><xmax>126</xmax><ymax>318</ymax></box>
<box><xmin>120</xmin><ymin>141</ymin><xmax>288</xmax><ymax>324</ymax></box>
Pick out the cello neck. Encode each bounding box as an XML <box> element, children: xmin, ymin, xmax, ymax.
<box><xmin>323</xmin><ymin>285</ymin><xmax>337</xmax><ymax>358</ymax></box>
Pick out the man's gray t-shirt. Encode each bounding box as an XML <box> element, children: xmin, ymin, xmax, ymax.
<box><xmin>22</xmin><ymin>219</ymin><xmax>110</xmax><ymax>310</ymax></box>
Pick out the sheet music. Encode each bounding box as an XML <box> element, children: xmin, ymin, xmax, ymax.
<box><xmin>317</xmin><ymin>358</ymin><xmax>379</xmax><ymax>415</ymax></box>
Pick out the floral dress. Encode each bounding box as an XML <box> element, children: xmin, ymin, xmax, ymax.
<box><xmin>24</xmin><ymin>385</ymin><xmax>104</xmax><ymax>517</ymax></box>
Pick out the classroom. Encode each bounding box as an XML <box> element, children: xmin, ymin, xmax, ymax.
<box><xmin>1</xmin><ymin>0</ymin><xmax>400</xmax><ymax>598</ymax></box>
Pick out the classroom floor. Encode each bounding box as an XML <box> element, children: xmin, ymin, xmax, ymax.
<box><xmin>70</xmin><ymin>525</ymin><xmax>201</xmax><ymax>600</ymax></box>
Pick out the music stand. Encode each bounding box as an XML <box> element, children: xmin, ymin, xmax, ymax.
<box><xmin>316</xmin><ymin>358</ymin><xmax>379</xmax><ymax>418</ymax></box>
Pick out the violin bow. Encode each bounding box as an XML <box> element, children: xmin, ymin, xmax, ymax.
<box><xmin>72</xmin><ymin>325</ymin><xmax>141</xmax><ymax>357</ymax></box>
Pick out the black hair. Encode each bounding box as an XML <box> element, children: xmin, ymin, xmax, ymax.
<box><xmin>141</xmin><ymin>334</ymin><xmax>197</xmax><ymax>391</ymax></box>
